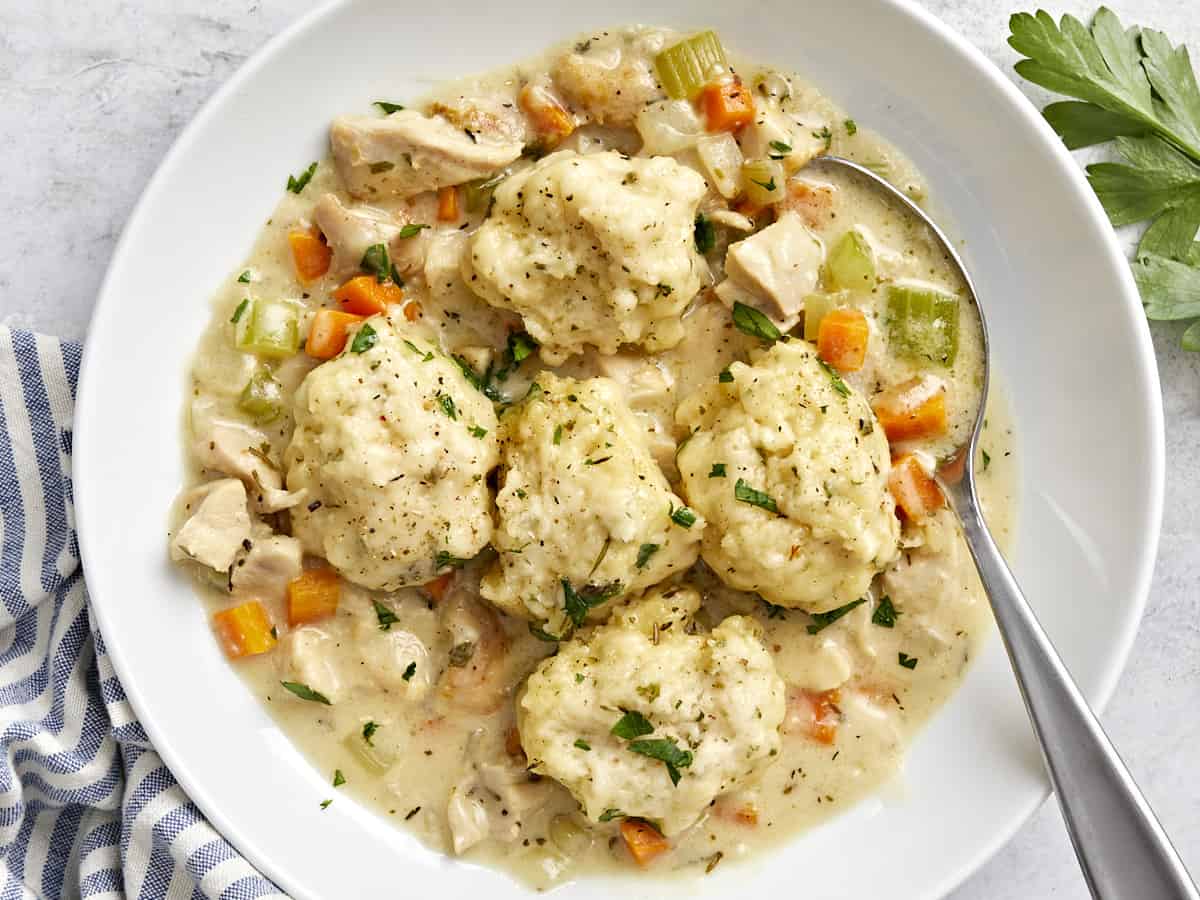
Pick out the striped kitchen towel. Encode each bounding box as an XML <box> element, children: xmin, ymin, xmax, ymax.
<box><xmin>0</xmin><ymin>326</ymin><xmax>287</xmax><ymax>899</ymax></box>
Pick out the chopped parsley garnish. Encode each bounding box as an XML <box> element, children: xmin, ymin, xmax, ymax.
<box><xmin>437</xmin><ymin>392</ymin><xmax>458</xmax><ymax>419</ymax></box>
<box><xmin>435</xmin><ymin>550</ymin><xmax>469</xmax><ymax>570</ymax></box>
<box><xmin>585</xmin><ymin>456</ymin><xmax>611</xmax><ymax>466</ymax></box>
<box><xmin>718</xmin><ymin>368</ymin><xmax>734</xmax><ymax>383</ymax></box>
<box><xmin>286</xmin><ymin>161</ymin><xmax>317</xmax><ymax>194</ymax></box>
<box><xmin>574</xmin><ymin>738</ymin><xmax>592</xmax><ymax>751</ymax></box>
<box><xmin>750</xmin><ymin>175</ymin><xmax>777</xmax><ymax>192</ymax></box>
<box><xmin>373</xmin><ymin>599</ymin><xmax>399</xmax><ymax>631</ymax></box>
<box><xmin>982</xmin><ymin>449</ymin><xmax>992</xmax><ymax>470</ymax></box>
<box><xmin>280</xmin><ymin>681</ymin><xmax>331</xmax><ymax>704</ymax></box>
<box><xmin>872</xmin><ymin>595</ymin><xmax>899</xmax><ymax>628</ymax></box>
<box><xmin>333</xmin><ymin>769</ymin><xmax>346</xmax><ymax>787</ymax></box>
<box><xmin>407</xmin><ymin>340</ymin><xmax>434</xmax><ymax>361</ymax></box>
<box><xmin>237</xmin><ymin>270</ymin><xmax>251</xmax><ymax>283</ymax></box>
<box><xmin>806</xmin><ymin>598</ymin><xmax>867</xmax><ymax>634</ymax></box>
<box><xmin>708</xmin><ymin>463</ymin><xmax>727</xmax><ymax>478</ymax></box>
<box><xmin>636</xmin><ymin>543</ymin><xmax>660</xmax><ymax>569</ymax></box>
<box><xmin>670</xmin><ymin>505</ymin><xmax>697</xmax><ymax>528</ymax></box>
<box><xmin>575</xmin><ymin>672</ymin><xmax>585</xmax><ymax>683</ymax></box>
<box><xmin>320</xmin><ymin>799</ymin><xmax>332</xmax><ymax>810</ymax></box>
<box><xmin>448</xmin><ymin>642</ymin><xmax>476</xmax><ymax>667</ymax></box>
<box><xmin>350</xmin><ymin>323</ymin><xmax>378</xmax><ymax>354</ymax></box>
<box><xmin>374</xmin><ymin>100</ymin><xmax>405</xmax><ymax>114</ymax></box>
<box><xmin>899</xmin><ymin>652</ymin><xmax>919</xmax><ymax>670</ymax></box>
<box><xmin>230</xmin><ymin>299</ymin><xmax>249</xmax><ymax>324</ymax></box>
<box><xmin>508</xmin><ymin>330</ymin><xmax>538</xmax><ymax>363</ymax></box>
<box><xmin>361</xmin><ymin>243</ymin><xmax>393</xmax><ymax>282</ymax></box>
<box><xmin>553</xmin><ymin>424</ymin><xmax>564</xmax><ymax>445</ymax></box>
<box><xmin>469</xmin><ymin>424</ymin><xmax>488</xmax><ymax>438</ymax></box>
<box><xmin>818</xmin><ymin>358</ymin><xmax>851</xmax><ymax>397</ymax></box>
<box><xmin>563</xmin><ymin>578</ymin><xmax>623</xmax><ymax>627</ymax></box>
<box><xmin>694</xmin><ymin>213</ymin><xmax>715</xmax><ymax>253</ymax></box>
<box><xmin>812</xmin><ymin>126</ymin><xmax>833</xmax><ymax>149</ymax></box>
<box><xmin>402</xmin><ymin>662</ymin><xmax>416</xmax><ymax>681</ymax></box>
<box><xmin>362</xmin><ymin>721</ymin><xmax>380</xmax><ymax>744</ymax></box>
<box><xmin>768</xmin><ymin>139</ymin><xmax>792</xmax><ymax>159</ymax></box>
<box><xmin>731</xmin><ymin>301</ymin><xmax>782</xmax><ymax>342</ymax></box>
<box><xmin>611</xmin><ymin>709</ymin><xmax>654</xmax><ymax>739</ymax></box>
<box><xmin>598</xmin><ymin>808</ymin><xmax>624</xmax><ymax>822</ymax></box>
<box><xmin>528</xmin><ymin>622</ymin><xmax>562</xmax><ymax>642</ymax></box>
<box><xmin>734</xmin><ymin>478</ymin><xmax>778</xmax><ymax>513</ymax></box>
<box><xmin>629</xmin><ymin>738</ymin><xmax>693</xmax><ymax>786</ymax></box>
<box><xmin>637</xmin><ymin>683</ymin><xmax>661</xmax><ymax>703</ymax></box>
<box><xmin>763</xmin><ymin>600</ymin><xmax>788</xmax><ymax>620</ymax></box>
<box><xmin>844</xmin><ymin>119</ymin><xmax>858</xmax><ymax>135</ymax></box>
<box><xmin>398</xmin><ymin>223</ymin><xmax>430</xmax><ymax>239</ymax></box>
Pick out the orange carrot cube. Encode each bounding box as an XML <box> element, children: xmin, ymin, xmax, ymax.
<box><xmin>213</xmin><ymin>601</ymin><xmax>277</xmax><ymax>659</ymax></box>
<box><xmin>817</xmin><ymin>307</ymin><xmax>870</xmax><ymax>372</ymax></box>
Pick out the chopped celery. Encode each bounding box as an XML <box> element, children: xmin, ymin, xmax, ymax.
<box><xmin>239</xmin><ymin>370</ymin><xmax>284</xmax><ymax>425</ymax></box>
<box><xmin>887</xmin><ymin>285</ymin><xmax>960</xmax><ymax>366</ymax></box>
<box><xmin>825</xmin><ymin>229</ymin><xmax>876</xmax><ymax>291</ymax></box>
<box><xmin>803</xmin><ymin>293</ymin><xmax>837</xmax><ymax>341</ymax></box>
<box><xmin>741</xmin><ymin>159</ymin><xmax>785</xmax><ymax>206</ymax></box>
<box><xmin>236</xmin><ymin>299</ymin><xmax>300</xmax><ymax>358</ymax></box>
<box><xmin>464</xmin><ymin>172</ymin><xmax>507</xmax><ymax>213</ymax></box>
<box><xmin>655</xmin><ymin>31</ymin><xmax>728</xmax><ymax>100</ymax></box>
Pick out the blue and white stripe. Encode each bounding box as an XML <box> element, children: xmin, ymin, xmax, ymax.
<box><xmin>0</xmin><ymin>326</ymin><xmax>286</xmax><ymax>899</ymax></box>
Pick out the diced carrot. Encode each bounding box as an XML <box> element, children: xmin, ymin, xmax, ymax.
<box><xmin>213</xmin><ymin>601</ymin><xmax>277</xmax><ymax>659</ymax></box>
<box><xmin>403</xmin><ymin>300</ymin><xmax>422</xmax><ymax>322</ymax></box>
<box><xmin>518</xmin><ymin>83</ymin><xmax>576</xmax><ymax>145</ymax></box>
<box><xmin>288</xmin><ymin>227</ymin><xmax>332</xmax><ymax>283</ymax></box>
<box><xmin>424</xmin><ymin>572</ymin><xmax>455</xmax><ymax>603</ymax></box>
<box><xmin>620</xmin><ymin>819</ymin><xmax>670</xmax><ymax>867</ymax></box>
<box><xmin>889</xmin><ymin>453</ymin><xmax>945</xmax><ymax>520</ymax></box>
<box><xmin>437</xmin><ymin>186</ymin><xmax>460</xmax><ymax>223</ymax></box>
<box><xmin>817</xmin><ymin>308</ymin><xmax>870</xmax><ymax>372</ymax></box>
<box><xmin>784</xmin><ymin>687</ymin><xmax>842</xmax><ymax>745</ymax></box>
<box><xmin>872</xmin><ymin>376</ymin><xmax>948</xmax><ymax>443</ymax></box>
<box><xmin>286</xmin><ymin>567</ymin><xmax>341</xmax><ymax>626</ymax></box>
<box><xmin>780</xmin><ymin>179</ymin><xmax>836</xmax><ymax>229</ymax></box>
<box><xmin>305</xmin><ymin>309</ymin><xmax>364</xmax><ymax>360</ymax></box>
<box><xmin>333</xmin><ymin>274</ymin><xmax>404</xmax><ymax>316</ymax></box>
<box><xmin>699</xmin><ymin>77</ymin><xmax>755</xmax><ymax>132</ymax></box>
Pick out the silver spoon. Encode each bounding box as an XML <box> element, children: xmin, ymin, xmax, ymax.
<box><xmin>812</xmin><ymin>155</ymin><xmax>1198</xmax><ymax>900</ymax></box>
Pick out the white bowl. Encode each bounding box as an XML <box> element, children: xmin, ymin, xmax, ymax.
<box><xmin>74</xmin><ymin>0</ymin><xmax>1164</xmax><ymax>897</ymax></box>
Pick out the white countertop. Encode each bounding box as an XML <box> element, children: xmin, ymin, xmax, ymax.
<box><xmin>2</xmin><ymin>1</ymin><xmax>1196</xmax><ymax>896</ymax></box>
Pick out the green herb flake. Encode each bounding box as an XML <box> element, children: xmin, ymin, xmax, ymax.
<box><xmin>982</xmin><ymin>449</ymin><xmax>992</xmax><ymax>470</ymax></box>
<box><xmin>320</xmin><ymin>799</ymin><xmax>333</xmax><ymax>810</ymax></box>
<box><xmin>237</xmin><ymin>270</ymin><xmax>252</xmax><ymax>284</ymax></box>
<box><xmin>806</xmin><ymin>598</ymin><xmax>867</xmax><ymax>634</ymax></box>
<box><xmin>350</xmin><ymin>323</ymin><xmax>378</xmax><ymax>354</ymax></box>
<box><xmin>286</xmin><ymin>161</ymin><xmax>317</xmax><ymax>194</ymax></box>
<box><xmin>529</xmin><ymin>622</ymin><xmax>562</xmax><ymax>642</ymax></box>
<box><xmin>734</xmin><ymin>478</ymin><xmax>778</xmax><ymax>513</ymax></box>
<box><xmin>373</xmin><ymin>599</ymin><xmax>399</xmax><ymax>631</ymax></box>
<box><xmin>637</xmin><ymin>683</ymin><xmax>661</xmax><ymax>703</ymax></box>
<box><xmin>694</xmin><ymin>213</ymin><xmax>716</xmax><ymax>253</ymax></box>
<box><xmin>611</xmin><ymin>709</ymin><xmax>654</xmax><ymax>740</ymax></box>
<box><xmin>230</xmin><ymin>298</ymin><xmax>250</xmax><ymax>324</ymax></box>
<box><xmin>872</xmin><ymin>595</ymin><xmax>900</xmax><ymax>628</ymax></box>
<box><xmin>844</xmin><ymin>119</ymin><xmax>858</xmax><ymax>135</ymax></box>
<box><xmin>553</xmin><ymin>424</ymin><xmax>564</xmax><ymax>445</ymax></box>
<box><xmin>718</xmin><ymin>368</ymin><xmax>734</xmax><ymax>383</ymax></box>
<box><xmin>574</xmin><ymin>738</ymin><xmax>592</xmax><ymax>751</ymax></box>
<box><xmin>563</xmin><ymin>578</ymin><xmax>623</xmax><ymax>627</ymax></box>
<box><xmin>362</xmin><ymin>721</ymin><xmax>380</xmax><ymax>744</ymax></box>
<box><xmin>732</xmin><ymin>301</ymin><xmax>783</xmax><ymax>342</ymax></box>
<box><xmin>670</xmin><ymin>505</ymin><xmax>697</xmax><ymax>528</ymax></box>
<box><xmin>818</xmin><ymin>358</ymin><xmax>852</xmax><ymax>397</ymax></box>
<box><xmin>628</xmin><ymin>738</ymin><xmax>694</xmax><ymax>786</ymax></box>
<box><xmin>361</xmin><ymin>243</ymin><xmax>392</xmax><ymax>282</ymax></box>
<box><xmin>899</xmin><ymin>652</ymin><xmax>919</xmax><ymax>670</ymax></box>
<box><xmin>708</xmin><ymin>463</ymin><xmax>727</xmax><ymax>478</ymax></box>
<box><xmin>508</xmin><ymin>331</ymin><xmax>538</xmax><ymax>363</ymax></box>
<box><xmin>575</xmin><ymin>672</ymin><xmax>585</xmax><ymax>683</ymax></box>
<box><xmin>333</xmin><ymin>769</ymin><xmax>346</xmax><ymax>787</ymax></box>
<box><xmin>769</xmin><ymin>139</ymin><xmax>793</xmax><ymax>159</ymax></box>
<box><xmin>280</xmin><ymin>681</ymin><xmax>331</xmax><ymax>704</ymax></box>
<box><xmin>469</xmin><ymin>425</ymin><xmax>488</xmax><ymax>438</ymax></box>
<box><xmin>636</xmin><ymin>543</ymin><xmax>660</xmax><ymax>569</ymax></box>
<box><xmin>402</xmin><ymin>662</ymin><xmax>416</xmax><ymax>681</ymax></box>
<box><xmin>598</xmin><ymin>808</ymin><xmax>624</xmax><ymax>822</ymax></box>
<box><xmin>437</xmin><ymin>392</ymin><xmax>458</xmax><ymax>420</ymax></box>
<box><xmin>435</xmin><ymin>550</ymin><xmax>469</xmax><ymax>570</ymax></box>
<box><xmin>398</xmin><ymin>223</ymin><xmax>430</xmax><ymax>239</ymax></box>
<box><xmin>374</xmin><ymin>100</ymin><xmax>405</xmax><ymax>114</ymax></box>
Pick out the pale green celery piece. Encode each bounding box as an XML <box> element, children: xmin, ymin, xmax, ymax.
<box><xmin>1183</xmin><ymin>320</ymin><xmax>1200</xmax><ymax>352</ymax></box>
<box><xmin>741</xmin><ymin>158</ymin><xmax>785</xmax><ymax>206</ymax></box>
<box><xmin>886</xmin><ymin>285</ymin><xmax>960</xmax><ymax>366</ymax></box>
<box><xmin>464</xmin><ymin>172</ymin><xmax>507</xmax><ymax>213</ymax></box>
<box><xmin>825</xmin><ymin>229</ymin><xmax>876</xmax><ymax>291</ymax></box>
<box><xmin>236</xmin><ymin>299</ymin><xmax>300</xmax><ymax>358</ymax></box>
<box><xmin>802</xmin><ymin>293</ymin><xmax>837</xmax><ymax>341</ymax></box>
<box><xmin>342</xmin><ymin>732</ymin><xmax>394</xmax><ymax>773</ymax></box>
<box><xmin>655</xmin><ymin>31</ymin><xmax>728</xmax><ymax>100</ymax></box>
<box><xmin>238</xmin><ymin>370</ymin><xmax>284</xmax><ymax>425</ymax></box>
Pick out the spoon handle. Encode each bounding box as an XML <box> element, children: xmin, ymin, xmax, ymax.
<box><xmin>949</xmin><ymin>485</ymin><xmax>1198</xmax><ymax>900</ymax></box>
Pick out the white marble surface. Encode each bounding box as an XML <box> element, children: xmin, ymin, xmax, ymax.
<box><xmin>1</xmin><ymin>1</ymin><xmax>1196</xmax><ymax>896</ymax></box>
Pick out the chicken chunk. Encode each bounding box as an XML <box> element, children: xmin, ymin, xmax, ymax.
<box><xmin>170</xmin><ymin>479</ymin><xmax>251</xmax><ymax>572</ymax></box>
<box><xmin>313</xmin><ymin>193</ymin><xmax>430</xmax><ymax>279</ymax></box>
<box><xmin>281</xmin><ymin>626</ymin><xmax>347</xmax><ymax>703</ymax></box>
<box><xmin>330</xmin><ymin>110</ymin><xmax>523</xmax><ymax>200</ymax></box>
<box><xmin>230</xmin><ymin>529</ymin><xmax>303</xmax><ymax>599</ymax></box>
<box><xmin>739</xmin><ymin>107</ymin><xmax>830</xmax><ymax>174</ymax></box>
<box><xmin>192</xmin><ymin>420</ymin><xmax>304</xmax><ymax>513</ymax></box>
<box><xmin>715</xmin><ymin>212</ymin><xmax>823</xmax><ymax>331</ymax></box>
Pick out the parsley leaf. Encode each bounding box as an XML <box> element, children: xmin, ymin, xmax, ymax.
<box><xmin>563</xmin><ymin>578</ymin><xmax>622</xmax><ymax>627</ymax></box>
<box><xmin>769</xmin><ymin>139</ymin><xmax>792</xmax><ymax>159</ymax></box>
<box><xmin>528</xmin><ymin>622</ymin><xmax>563</xmax><ymax>642</ymax></box>
<box><xmin>362</xmin><ymin>721</ymin><xmax>379</xmax><ymax>745</ymax></box>
<box><xmin>437</xmin><ymin>392</ymin><xmax>458</xmax><ymax>419</ymax></box>
<box><xmin>398</xmin><ymin>223</ymin><xmax>430</xmax><ymax>238</ymax></box>
<box><xmin>361</xmin><ymin>243</ymin><xmax>394</xmax><ymax>282</ymax></box>
<box><xmin>670</xmin><ymin>505</ymin><xmax>697</xmax><ymax>528</ymax></box>
<box><xmin>373</xmin><ymin>599</ymin><xmax>399</xmax><ymax>631</ymax></box>
<box><xmin>402</xmin><ymin>662</ymin><xmax>416</xmax><ymax>681</ymax></box>
<box><xmin>434</xmin><ymin>550</ymin><xmax>469</xmax><ymax>570</ymax></box>
<box><xmin>694</xmin><ymin>213</ymin><xmax>716</xmax><ymax>253</ymax></box>
<box><xmin>636</xmin><ymin>543</ymin><xmax>660</xmax><ymax>569</ymax></box>
<box><xmin>872</xmin><ymin>595</ymin><xmax>899</xmax><ymax>628</ymax></box>
<box><xmin>708</xmin><ymin>463</ymin><xmax>727</xmax><ymax>478</ymax></box>
<box><xmin>806</xmin><ymin>597</ymin><xmax>867</xmax><ymax>634</ymax></box>
<box><xmin>333</xmin><ymin>769</ymin><xmax>346</xmax><ymax>787</ymax></box>
<box><xmin>628</xmin><ymin>738</ymin><xmax>694</xmax><ymax>786</ymax></box>
<box><xmin>598</xmin><ymin>808</ymin><xmax>624</xmax><ymax>822</ymax></box>
<box><xmin>350</xmin><ymin>323</ymin><xmax>378</xmax><ymax>354</ymax></box>
<box><xmin>718</xmin><ymin>368</ymin><xmax>734</xmax><ymax>383</ymax></box>
<box><xmin>818</xmin><ymin>358</ymin><xmax>852</xmax><ymax>397</ymax></box>
<box><xmin>374</xmin><ymin>100</ymin><xmax>405</xmax><ymax>114</ymax></box>
<box><xmin>611</xmin><ymin>709</ymin><xmax>654</xmax><ymax>739</ymax></box>
<box><xmin>574</xmin><ymin>738</ymin><xmax>592</xmax><ymax>751</ymax></box>
<box><xmin>287</xmin><ymin>161</ymin><xmax>317</xmax><ymax>194</ymax></box>
<box><xmin>280</xmin><ymin>681</ymin><xmax>331</xmax><ymax>704</ymax></box>
<box><xmin>469</xmin><ymin>424</ymin><xmax>488</xmax><ymax>438</ymax></box>
<box><xmin>844</xmin><ymin>119</ymin><xmax>858</xmax><ymax>135</ymax></box>
<box><xmin>237</xmin><ymin>270</ymin><xmax>252</xmax><ymax>283</ymax></box>
<box><xmin>508</xmin><ymin>330</ymin><xmax>538</xmax><ymax>363</ymax></box>
<box><xmin>731</xmin><ymin>301</ymin><xmax>783</xmax><ymax>342</ymax></box>
<box><xmin>320</xmin><ymin>799</ymin><xmax>332</xmax><ymax>810</ymax></box>
<box><xmin>230</xmin><ymin>299</ymin><xmax>249</xmax><ymax>324</ymax></box>
<box><xmin>734</xmin><ymin>478</ymin><xmax>778</xmax><ymax>513</ymax></box>
<box><xmin>899</xmin><ymin>652</ymin><xmax>919</xmax><ymax>670</ymax></box>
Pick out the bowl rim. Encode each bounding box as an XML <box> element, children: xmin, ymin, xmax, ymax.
<box><xmin>73</xmin><ymin>1</ymin><xmax>1165</xmax><ymax>897</ymax></box>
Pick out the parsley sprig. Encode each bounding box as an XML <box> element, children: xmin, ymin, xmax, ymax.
<box><xmin>1009</xmin><ymin>8</ymin><xmax>1200</xmax><ymax>349</ymax></box>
